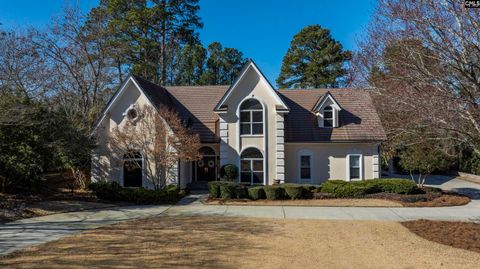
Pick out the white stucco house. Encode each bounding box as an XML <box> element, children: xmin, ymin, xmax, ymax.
<box><xmin>91</xmin><ymin>60</ymin><xmax>386</xmax><ymax>189</ymax></box>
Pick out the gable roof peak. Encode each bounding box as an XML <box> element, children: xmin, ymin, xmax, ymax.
<box><xmin>312</xmin><ymin>91</ymin><xmax>342</xmax><ymax>112</ymax></box>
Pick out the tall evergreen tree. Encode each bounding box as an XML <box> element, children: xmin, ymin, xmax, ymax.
<box><xmin>277</xmin><ymin>25</ymin><xmax>351</xmax><ymax>88</ymax></box>
<box><xmin>88</xmin><ymin>0</ymin><xmax>202</xmax><ymax>84</ymax></box>
<box><xmin>200</xmin><ymin>42</ymin><xmax>247</xmax><ymax>85</ymax></box>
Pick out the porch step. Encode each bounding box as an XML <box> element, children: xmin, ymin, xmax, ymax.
<box><xmin>187</xmin><ymin>181</ymin><xmax>209</xmax><ymax>191</ymax></box>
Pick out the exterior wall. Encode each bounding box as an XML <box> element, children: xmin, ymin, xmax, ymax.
<box><xmin>218</xmin><ymin>67</ymin><xmax>284</xmax><ymax>185</ymax></box>
<box><xmin>284</xmin><ymin>143</ymin><xmax>380</xmax><ymax>185</ymax></box>
<box><xmin>91</xmin><ymin>79</ymin><xmax>179</xmax><ymax>189</ymax></box>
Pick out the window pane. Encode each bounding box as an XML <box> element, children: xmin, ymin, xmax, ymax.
<box><xmin>241</xmin><ymin>160</ymin><xmax>251</xmax><ymax>171</ymax></box>
<box><xmin>252</xmin><ymin>123</ymin><xmax>263</xmax><ymax>134</ymax></box>
<box><xmin>350</xmin><ymin>168</ymin><xmax>360</xmax><ymax>179</ymax></box>
<box><xmin>301</xmin><ymin>156</ymin><xmax>310</xmax><ymax>167</ymax></box>
<box><xmin>252</xmin><ymin>160</ymin><xmax>263</xmax><ymax>171</ymax></box>
<box><xmin>240</xmin><ymin>111</ymin><xmax>250</xmax><ymax>122</ymax></box>
<box><xmin>252</xmin><ymin>111</ymin><xmax>262</xmax><ymax>122</ymax></box>
<box><xmin>240</xmin><ymin>99</ymin><xmax>262</xmax><ymax>110</ymax></box>
<box><xmin>324</xmin><ymin>111</ymin><xmax>332</xmax><ymax>119</ymax></box>
<box><xmin>324</xmin><ymin>119</ymin><xmax>333</xmax><ymax>127</ymax></box>
<box><xmin>240</xmin><ymin>123</ymin><xmax>251</xmax><ymax>135</ymax></box>
<box><xmin>253</xmin><ymin>172</ymin><xmax>263</xmax><ymax>184</ymax></box>
<box><xmin>241</xmin><ymin>148</ymin><xmax>263</xmax><ymax>158</ymax></box>
<box><xmin>240</xmin><ymin>172</ymin><xmax>251</xmax><ymax>183</ymax></box>
<box><xmin>350</xmin><ymin>156</ymin><xmax>360</xmax><ymax>167</ymax></box>
<box><xmin>301</xmin><ymin>168</ymin><xmax>311</xmax><ymax>179</ymax></box>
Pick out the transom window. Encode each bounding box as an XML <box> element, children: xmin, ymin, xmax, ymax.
<box><xmin>300</xmin><ymin>155</ymin><xmax>311</xmax><ymax>180</ymax></box>
<box><xmin>240</xmin><ymin>99</ymin><xmax>263</xmax><ymax>135</ymax></box>
<box><xmin>323</xmin><ymin>106</ymin><xmax>333</xmax><ymax>128</ymax></box>
<box><xmin>349</xmin><ymin>155</ymin><xmax>361</xmax><ymax>180</ymax></box>
<box><xmin>240</xmin><ymin>148</ymin><xmax>264</xmax><ymax>185</ymax></box>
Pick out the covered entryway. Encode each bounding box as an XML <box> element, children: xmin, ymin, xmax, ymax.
<box><xmin>123</xmin><ymin>151</ymin><xmax>143</xmax><ymax>187</ymax></box>
<box><xmin>193</xmin><ymin>146</ymin><xmax>218</xmax><ymax>182</ymax></box>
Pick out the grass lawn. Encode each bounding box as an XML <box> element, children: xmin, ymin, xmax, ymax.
<box><xmin>1</xmin><ymin>216</ymin><xmax>480</xmax><ymax>268</ymax></box>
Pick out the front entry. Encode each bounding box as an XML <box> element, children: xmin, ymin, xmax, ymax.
<box><xmin>193</xmin><ymin>146</ymin><xmax>218</xmax><ymax>182</ymax></box>
<box><xmin>195</xmin><ymin>157</ymin><xmax>217</xmax><ymax>181</ymax></box>
<box><xmin>123</xmin><ymin>159</ymin><xmax>142</xmax><ymax>187</ymax></box>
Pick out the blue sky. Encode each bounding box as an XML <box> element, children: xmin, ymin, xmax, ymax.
<box><xmin>0</xmin><ymin>0</ymin><xmax>376</xmax><ymax>86</ymax></box>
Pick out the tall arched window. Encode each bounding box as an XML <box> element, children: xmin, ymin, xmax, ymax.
<box><xmin>240</xmin><ymin>99</ymin><xmax>263</xmax><ymax>135</ymax></box>
<box><xmin>240</xmin><ymin>148</ymin><xmax>264</xmax><ymax>185</ymax></box>
<box><xmin>123</xmin><ymin>151</ymin><xmax>143</xmax><ymax>187</ymax></box>
<box><xmin>323</xmin><ymin>106</ymin><xmax>333</xmax><ymax>127</ymax></box>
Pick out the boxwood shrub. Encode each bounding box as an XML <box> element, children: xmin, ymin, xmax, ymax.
<box><xmin>283</xmin><ymin>184</ymin><xmax>304</xmax><ymax>199</ymax></box>
<box><xmin>88</xmin><ymin>181</ymin><xmax>183</xmax><ymax>204</ymax></box>
<box><xmin>264</xmin><ymin>185</ymin><xmax>284</xmax><ymax>200</ymax></box>
<box><xmin>208</xmin><ymin>181</ymin><xmax>223</xmax><ymax>198</ymax></box>
<box><xmin>235</xmin><ymin>185</ymin><xmax>247</xmax><ymax>199</ymax></box>
<box><xmin>220</xmin><ymin>182</ymin><xmax>237</xmax><ymax>199</ymax></box>
<box><xmin>248</xmin><ymin>186</ymin><xmax>265</xmax><ymax>200</ymax></box>
<box><xmin>319</xmin><ymin>178</ymin><xmax>420</xmax><ymax>198</ymax></box>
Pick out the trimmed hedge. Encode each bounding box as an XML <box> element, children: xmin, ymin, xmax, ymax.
<box><xmin>283</xmin><ymin>184</ymin><xmax>304</xmax><ymax>199</ymax></box>
<box><xmin>220</xmin><ymin>182</ymin><xmax>237</xmax><ymax>199</ymax></box>
<box><xmin>264</xmin><ymin>185</ymin><xmax>284</xmax><ymax>200</ymax></box>
<box><xmin>208</xmin><ymin>181</ymin><xmax>222</xmax><ymax>198</ymax></box>
<box><xmin>319</xmin><ymin>179</ymin><xmax>420</xmax><ymax>198</ymax></box>
<box><xmin>248</xmin><ymin>186</ymin><xmax>265</xmax><ymax>200</ymax></box>
<box><xmin>88</xmin><ymin>181</ymin><xmax>183</xmax><ymax>204</ymax></box>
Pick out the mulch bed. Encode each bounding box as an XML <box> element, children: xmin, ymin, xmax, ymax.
<box><xmin>366</xmin><ymin>187</ymin><xmax>471</xmax><ymax>207</ymax></box>
<box><xmin>402</xmin><ymin>220</ymin><xmax>480</xmax><ymax>253</ymax></box>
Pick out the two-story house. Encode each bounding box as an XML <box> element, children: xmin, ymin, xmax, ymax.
<box><xmin>91</xmin><ymin>60</ymin><xmax>386</xmax><ymax>189</ymax></box>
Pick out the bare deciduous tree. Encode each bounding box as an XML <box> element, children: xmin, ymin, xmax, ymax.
<box><xmin>108</xmin><ymin>105</ymin><xmax>200</xmax><ymax>189</ymax></box>
<box><xmin>353</xmin><ymin>0</ymin><xmax>480</xmax><ymax>162</ymax></box>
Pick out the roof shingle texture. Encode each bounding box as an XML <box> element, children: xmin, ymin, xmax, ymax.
<box><xmin>133</xmin><ymin>76</ymin><xmax>386</xmax><ymax>143</ymax></box>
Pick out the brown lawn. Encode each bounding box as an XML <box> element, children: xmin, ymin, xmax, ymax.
<box><xmin>1</xmin><ymin>216</ymin><xmax>480</xmax><ymax>269</ymax></box>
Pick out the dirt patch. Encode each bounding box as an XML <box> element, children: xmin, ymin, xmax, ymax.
<box><xmin>402</xmin><ymin>220</ymin><xmax>480</xmax><ymax>253</ymax></box>
<box><xmin>368</xmin><ymin>189</ymin><xmax>471</xmax><ymax>207</ymax></box>
<box><xmin>206</xmin><ymin>198</ymin><xmax>403</xmax><ymax>207</ymax></box>
<box><xmin>2</xmin><ymin>216</ymin><xmax>480</xmax><ymax>268</ymax></box>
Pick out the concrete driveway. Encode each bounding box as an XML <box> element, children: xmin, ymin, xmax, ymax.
<box><xmin>1</xmin><ymin>175</ymin><xmax>479</xmax><ymax>256</ymax></box>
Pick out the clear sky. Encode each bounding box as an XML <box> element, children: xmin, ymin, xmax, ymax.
<box><xmin>0</xmin><ymin>0</ymin><xmax>376</xmax><ymax>86</ymax></box>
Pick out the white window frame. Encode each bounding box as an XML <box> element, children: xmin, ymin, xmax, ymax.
<box><xmin>346</xmin><ymin>154</ymin><xmax>363</xmax><ymax>181</ymax></box>
<box><xmin>297</xmin><ymin>149</ymin><xmax>313</xmax><ymax>184</ymax></box>
<box><xmin>239</xmin><ymin>147</ymin><xmax>265</xmax><ymax>185</ymax></box>
<box><xmin>323</xmin><ymin>106</ymin><xmax>335</xmax><ymax>128</ymax></box>
<box><xmin>239</xmin><ymin>98</ymin><xmax>264</xmax><ymax>137</ymax></box>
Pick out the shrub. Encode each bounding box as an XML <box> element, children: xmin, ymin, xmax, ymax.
<box><xmin>208</xmin><ymin>181</ymin><xmax>222</xmax><ymax>198</ymax></box>
<box><xmin>264</xmin><ymin>185</ymin><xmax>284</xmax><ymax>200</ymax></box>
<box><xmin>283</xmin><ymin>184</ymin><xmax>304</xmax><ymax>199</ymax></box>
<box><xmin>219</xmin><ymin>164</ymin><xmax>239</xmax><ymax>181</ymax></box>
<box><xmin>248</xmin><ymin>186</ymin><xmax>265</xmax><ymax>200</ymax></box>
<box><xmin>220</xmin><ymin>182</ymin><xmax>237</xmax><ymax>199</ymax></box>
<box><xmin>319</xmin><ymin>179</ymin><xmax>421</xmax><ymax>198</ymax></box>
<box><xmin>88</xmin><ymin>181</ymin><xmax>181</xmax><ymax>204</ymax></box>
<box><xmin>235</xmin><ymin>185</ymin><xmax>247</xmax><ymax>199</ymax></box>
<box><xmin>372</xmin><ymin>179</ymin><xmax>419</xmax><ymax>194</ymax></box>
<box><xmin>301</xmin><ymin>184</ymin><xmax>316</xmax><ymax>198</ymax></box>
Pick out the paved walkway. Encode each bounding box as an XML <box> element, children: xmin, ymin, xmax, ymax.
<box><xmin>1</xmin><ymin>175</ymin><xmax>480</xmax><ymax>256</ymax></box>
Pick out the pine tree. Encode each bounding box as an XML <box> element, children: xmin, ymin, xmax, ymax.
<box><xmin>277</xmin><ymin>25</ymin><xmax>351</xmax><ymax>88</ymax></box>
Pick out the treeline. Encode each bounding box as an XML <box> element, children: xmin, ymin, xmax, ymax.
<box><xmin>0</xmin><ymin>0</ymin><xmax>246</xmax><ymax>192</ymax></box>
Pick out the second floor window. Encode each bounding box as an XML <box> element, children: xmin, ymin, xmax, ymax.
<box><xmin>323</xmin><ymin>106</ymin><xmax>333</xmax><ymax>127</ymax></box>
<box><xmin>240</xmin><ymin>99</ymin><xmax>263</xmax><ymax>135</ymax></box>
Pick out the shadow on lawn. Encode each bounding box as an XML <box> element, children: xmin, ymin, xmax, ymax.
<box><xmin>0</xmin><ymin>216</ymin><xmax>279</xmax><ymax>269</ymax></box>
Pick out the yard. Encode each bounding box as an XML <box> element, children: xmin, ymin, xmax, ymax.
<box><xmin>2</xmin><ymin>215</ymin><xmax>480</xmax><ymax>269</ymax></box>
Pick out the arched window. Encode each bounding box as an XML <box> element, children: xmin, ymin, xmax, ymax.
<box><xmin>240</xmin><ymin>148</ymin><xmax>264</xmax><ymax>184</ymax></box>
<box><xmin>198</xmin><ymin>146</ymin><xmax>216</xmax><ymax>156</ymax></box>
<box><xmin>240</xmin><ymin>99</ymin><xmax>263</xmax><ymax>135</ymax></box>
<box><xmin>323</xmin><ymin>106</ymin><xmax>333</xmax><ymax>127</ymax></box>
<box><xmin>123</xmin><ymin>151</ymin><xmax>142</xmax><ymax>187</ymax></box>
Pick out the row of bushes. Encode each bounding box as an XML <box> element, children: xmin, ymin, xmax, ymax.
<box><xmin>89</xmin><ymin>181</ymin><xmax>184</xmax><ymax>204</ymax></box>
<box><xmin>208</xmin><ymin>178</ymin><xmax>421</xmax><ymax>200</ymax></box>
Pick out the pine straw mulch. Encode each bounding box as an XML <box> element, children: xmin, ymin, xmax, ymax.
<box><xmin>402</xmin><ymin>220</ymin><xmax>480</xmax><ymax>253</ymax></box>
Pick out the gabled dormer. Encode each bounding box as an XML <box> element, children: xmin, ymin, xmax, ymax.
<box><xmin>312</xmin><ymin>92</ymin><xmax>342</xmax><ymax>128</ymax></box>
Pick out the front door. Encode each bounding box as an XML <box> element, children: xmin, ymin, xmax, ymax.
<box><xmin>195</xmin><ymin>157</ymin><xmax>216</xmax><ymax>181</ymax></box>
<box><xmin>124</xmin><ymin>160</ymin><xmax>142</xmax><ymax>187</ymax></box>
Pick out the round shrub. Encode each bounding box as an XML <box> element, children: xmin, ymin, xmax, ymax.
<box><xmin>264</xmin><ymin>185</ymin><xmax>284</xmax><ymax>200</ymax></box>
<box><xmin>248</xmin><ymin>186</ymin><xmax>265</xmax><ymax>200</ymax></box>
<box><xmin>235</xmin><ymin>185</ymin><xmax>247</xmax><ymax>199</ymax></box>
<box><xmin>220</xmin><ymin>182</ymin><xmax>237</xmax><ymax>199</ymax></box>
<box><xmin>219</xmin><ymin>164</ymin><xmax>239</xmax><ymax>181</ymax></box>
<box><xmin>283</xmin><ymin>184</ymin><xmax>304</xmax><ymax>199</ymax></box>
<box><xmin>208</xmin><ymin>181</ymin><xmax>221</xmax><ymax>198</ymax></box>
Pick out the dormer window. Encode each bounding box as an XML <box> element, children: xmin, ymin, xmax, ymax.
<box><xmin>323</xmin><ymin>106</ymin><xmax>334</xmax><ymax>128</ymax></box>
<box><xmin>312</xmin><ymin>92</ymin><xmax>342</xmax><ymax>129</ymax></box>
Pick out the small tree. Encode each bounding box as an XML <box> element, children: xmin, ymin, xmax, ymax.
<box><xmin>108</xmin><ymin>105</ymin><xmax>200</xmax><ymax>190</ymax></box>
<box><xmin>399</xmin><ymin>142</ymin><xmax>453</xmax><ymax>187</ymax></box>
